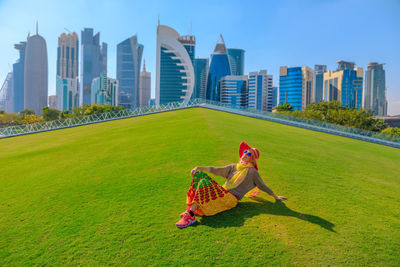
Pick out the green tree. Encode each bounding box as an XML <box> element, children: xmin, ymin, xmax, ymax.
<box><xmin>19</xmin><ymin>109</ymin><xmax>35</xmax><ymax>116</ymax></box>
<box><xmin>42</xmin><ymin>106</ymin><xmax>61</xmax><ymax>121</ymax></box>
<box><xmin>276</xmin><ymin>102</ymin><xmax>294</xmax><ymax>112</ymax></box>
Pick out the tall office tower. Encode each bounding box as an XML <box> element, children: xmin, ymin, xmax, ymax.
<box><xmin>179</xmin><ymin>35</ymin><xmax>196</xmax><ymax>63</ymax></box>
<box><xmin>279</xmin><ymin>66</ymin><xmax>314</xmax><ymax>111</ymax></box>
<box><xmin>139</xmin><ymin>60</ymin><xmax>151</xmax><ymax>107</ymax></box>
<box><xmin>12</xmin><ymin>41</ymin><xmax>26</xmax><ymax>112</ymax></box>
<box><xmin>272</xmin><ymin>86</ymin><xmax>278</xmax><ymax>108</ymax></box>
<box><xmin>24</xmin><ymin>23</ymin><xmax>48</xmax><ymax>115</ymax></box>
<box><xmin>116</xmin><ymin>35</ymin><xmax>143</xmax><ymax>109</ymax></box>
<box><xmin>314</xmin><ymin>65</ymin><xmax>327</xmax><ymax>103</ymax></box>
<box><xmin>323</xmin><ymin>61</ymin><xmax>363</xmax><ymax>109</ymax></box>
<box><xmin>156</xmin><ymin>24</ymin><xmax>195</xmax><ymax>105</ymax></box>
<box><xmin>48</xmin><ymin>95</ymin><xmax>57</xmax><ymax>109</ymax></box>
<box><xmin>207</xmin><ymin>34</ymin><xmax>231</xmax><ymax>102</ymax></box>
<box><xmin>220</xmin><ymin>75</ymin><xmax>248</xmax><ymax>107</ymax></box>
<box><xmin>227</xmin><ymin>48</ymin><xmax>245</xmax><ymax>76</ymax></box>
<box><xmin>80</xmin><ymin>28</ymin><xmax>107</xmax><ymax>105</ymax></box>
<box><xmin>0</xmin><ymin>73</ymin><xmax>13</xmax><ymax>112</ymax></box>
<box><xmin>193</xmin><ymin>58</ymin><xmax>209</xmax><ymax>99</ymax></box>
<box><xmin>56</xmin><ymin>32</ymin><xmax>79</xmax><ymax>111</ymax></box>
<box><xmin>91</xmin><ymin>72</ymin><xmax>119</xmax><ymax>106</ymax></box>
<box><xmin>248</xmin><ymin>70</ymin><xmax>273</xmax><ymax>111</ymax></box>
<box><xmin>364</xmin><ymin>62</ymin><xmax>387</xmax><ymax>116</ymax></box>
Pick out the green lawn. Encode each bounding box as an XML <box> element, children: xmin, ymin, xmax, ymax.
<box><xmin>1</xmin><ymin>108</ymin><xmax>399</xmax><ymax>266</ymax></box>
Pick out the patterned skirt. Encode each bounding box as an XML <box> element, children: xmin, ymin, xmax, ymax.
<box><xmin>186</xmin><ymin>171</ymin><xmax>239</xmax><ymax>216</ymax></box>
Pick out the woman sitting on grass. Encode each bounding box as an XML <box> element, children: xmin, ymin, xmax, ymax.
<box><xmin>176</xmin><ymin>141</ymin><xmax>287</xmax><ymax>228</ymax></box>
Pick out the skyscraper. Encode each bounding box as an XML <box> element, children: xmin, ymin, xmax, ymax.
<box><xmin>279</xmin><ymin>66</ymin><xmax>314</xmax><ymax>111</ymax></box>
<box><xmin>207</xmin><ymin>34</ymin><xmax>231</xmax><ymax>101</ymax></box>
<box><xmin>139</xmin><ymin>60</ymin><xmax>151</xmax><ymax>107</ymax></box>
<box><xmin>80</xmin><ymin>28</ymin><xmax>107</xmax><ymax>105</ymax></box>
<box><xmin>56</xmin><ymin>32</ymin><xmax>79</xmax><ymax>111</ymax></box>
<box><xmin>0</xmin><ymin>73</ymin><xmax>13</xmax><ymax>112</ymax></box>
<box><xmin>248</xmin><ymin>70</ymin><xmax>273</xmax><ymax>111</ymax></box>
<box><xmin>314</xmin><ymin>65</ymin><xmax>327</xmax><ymax>103</ymax></box>
<box><xmin>91</xmin><ymin>72</ymin><xmax>118</xmax><ymax>106</ymax></box>
<box><xmin>180</xmin><ymin>35</ymin><xmax>196</xmax><ymax>63</ymax></box>
<box><xmin>193</xmin><ymin>58</ymin><xmax>209</xmax><ymax>100</ymax></box>
<box><xmin>323</xmin><ymin>61</ymin><xmax>363</xmax><ymax>109</ymax></box>
<box><xmin>12</xmin><ymin>41</ymin><xmax>26</xmax><ymax>113</ymax></box>
<box><xmin>116</xmin><ymin>35</ymin><xmax>143</xmax><ymax>109</ymax></box>
<box><xmin>220</xmin><ymin>75</ymin><xmax>248</xmax><ymax>107</ymax></box>
<box><xmin>272</xmin><ymin>86</ymin><xmax>278</xmax><ymax>108</ymax></box>
<box><xmin>24</xmin><ymin>23</ymin><xmax>48</xmax><ymax>115</ymax></box>
<box><xmin>364</xmin><ymin>62</ymin><xmax>386</xmax><ymax>116</ymax></box>
<box><xmin>48</xmin><ymin>95</ymin><xmax>57</xmax><ymax>109</ymax></box>
<box><xmin>156</xmin><ymin>24</ymin><xmax>195</xmax><ymax>105</ymax></box>
<box><xmin>227</xmin><ymin>48</ymin><xmax>245</xmax><ymax>76</ymax></box>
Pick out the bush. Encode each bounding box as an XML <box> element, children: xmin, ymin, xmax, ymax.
<box><xmin>42</xmin><ymin>106</ymin><xmax>61</xmax><ymax>121</ymax></box>
<box><xmin>277</xmin><ymin>101</ymin><xmax>388</xmax><ymax>132</ymax></box>
<box><xmin>22</xmin><ymin>114</ymin><xmax>45</xmax><ymax>124</ymax></box>
<box><xmin>381</xmin><ymin>127</ymin><xmax>400</xmax><ymax>137</ymax></box>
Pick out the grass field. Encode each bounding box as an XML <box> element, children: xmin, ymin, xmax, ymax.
<box><xmin>1</xmin><ymin>107</ymin><xmax>400</xmax><ymax>266</ymax></box>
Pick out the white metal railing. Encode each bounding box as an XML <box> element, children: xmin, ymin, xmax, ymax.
<box><xmin>1</xmin><ymin>98</ymin><xmax>399</xmax><ymax>149</ymax></box>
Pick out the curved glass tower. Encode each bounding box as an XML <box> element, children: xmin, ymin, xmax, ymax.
<box><xmin>24</xmin><ymin>24</ymin><xmax>48</xmax><ymax>115</ymax></box>
<box><xmin>156</xmin><ymin>25</ymin><xmax>195</xmax><ymax>105</ymax></box>
<box><xmin>117</xmin><ymin>35</ymin><xmax>143</xmax><ymax>109</ymax></box>
<box><xmin>206</xmin><ymin>34</ymin><xmax>231</xmax><ymax>101</ymax></box>
<box><xmin>227</xmin><ymin>48</ymin><xmax>245</xmax><ymax>76</ymax></box>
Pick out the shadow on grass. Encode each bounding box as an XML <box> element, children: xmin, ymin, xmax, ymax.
<box><xmin>198</xmin><ymin>198</ymin><xmax>336</xmax><ymax>232</ymax></box>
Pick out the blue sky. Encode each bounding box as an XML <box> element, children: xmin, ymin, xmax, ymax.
<box><xmin>1</xmin><ymin>0</ymin><xmax>399</xmax><ymax>114</ymax></box>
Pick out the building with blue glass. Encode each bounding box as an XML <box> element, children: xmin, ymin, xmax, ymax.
<box><xmin>56</xmin><ymin>77</ymin><xmax>78</xmax><ymax>111</ymax></box>
<box><xmin>156</xmin><ymin>25</ymin><xmax>195</xmax><ymax>105</ymax></box>
<box><xmin>272</xmin><ymin>86</ymin><xmax>278</xmax><ymax>108</ymax></box>
<box><xmin>207</xmin><ymin>34</ymin><xmax>231</xmax><ymax>102</ymax></box>
<box><xmin>227</xmin><ymin>48</ymin><xmax>245</xmax><ymax>76</ymax></box>
<box><xmin>0</xmin><ymin>73</ymin><xmax>13</xmax><ymax>112</ymax></box>
<box><xmin>116</xmin><ymin>35</ymin><xmax>143</xmax><ymax>109</ymax></box>
<box><xmin>91</xmin><ymin>72</ymin><xmax>119</xmax><ymax>106</ymax></box>
<box><xmin>12</xmin><ymin>41</ymin><xmax>26</xmax><ymax>113</ymax></box>
<box><xmin>220</xmin><ymin>75</ymin><xmax>248</xmax><ymax>108</ymax></box>
<box><xmin>323</xmin><ymin>61</ymin><xmax>363</xmax><ymax>109</ymax></box>
<box><xmin>314</xmin><ymin>65</ymin><xmax>326</xmax><ymax>103</ymax></box>
<box><xmin>279</xmin><ymin>66</ymin><xmax>314</xmax><ymax>111</ymax></box>
<box><xmin>364</xmin><ymin>62</ymin><xmax>386</xmax><ymax>116</ymax></box>
<box><xmin>248</xmin><ymin>70</ymin><xmax>273</xmax><ymax>111</ymax></box>
<box><xmin>80</xmin><ymin>28</ymin><xmax>107</xmax><ymax>105</ymax></box>
<box><xmin>193</xmin><ymin>58</ymin><xmax>209</xmax><ymax>99</ymax></box>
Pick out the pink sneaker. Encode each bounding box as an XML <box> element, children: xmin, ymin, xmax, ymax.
<box><xmin>180</xmin><ymin>207</ymin><xmax>191</xmax><ymax>218</ymax></box>
<box><xmin>176</xmin><ymin>211</ymin><xmax>197</xmax><ymax>228</ymax></box>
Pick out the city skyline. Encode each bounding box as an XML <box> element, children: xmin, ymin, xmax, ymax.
<box><xmin>0</xmin><ymin>0</ymin><xmax>399</xmax><ymax>114</ymax></box>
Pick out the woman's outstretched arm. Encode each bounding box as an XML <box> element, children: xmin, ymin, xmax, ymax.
<box><xmin>252</xmin><ymin>169</ymin><xmax>287</xmax><ymax>201</ymax></box>
<box><xmin>191</xmin><ymin>164</ymin><xmax>234</xmax><ymax>179</ymax></box>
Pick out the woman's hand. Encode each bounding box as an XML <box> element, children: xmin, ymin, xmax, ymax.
<box><xmin>191</xmin><ymin>167</ymin><xmax>199</xmax><ymax>177</ymax></box>
<box><xmin>275</xmin><ymin>196</ymin><xmax>287</xmax><ymax>201</ymax></box>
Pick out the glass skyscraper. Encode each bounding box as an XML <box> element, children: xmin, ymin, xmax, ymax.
<box><xmin>323</xmin><ymin>61</ymin><xmax>363</xmax><ymax>110</ymax></box>
<box><xmin>193</xmin><ymin>58</ymin><xmax>209</xmax><ymax>99</ymax></box>
<box><xmin>156</xmin><ymin>24</ymin><xmax>195</xmax><ymax>105</ymax></box>
<box><xmin>80</xmin><ymin>28</ymin><xmax>107</xmax><ymax>105</ymax></box>
<box><xmin>279</xmin><ymin>66</ymin><xmax>314</xmax><ymax>111</ymax></box>
<box><xmin>220</xmin><ymin>75</ymin><xmax>248</xmax><ymax>107</ymax></box>
<box><xmin>56</xmin><ymin>32</ymin><xmax>79</xmax><ymax>111</ymax></box>
<box><xmin>314</xmin><ymin>65</ymin><xmax>326</xmax><ymax>103</ymax></box>
<box><xmin>227</xmin><ymin>48</ymin><xmax>245</xmax><ymax>76</ymax></box>
<box><xmin>272</xmin><ymin>86</ymin><xmax>278</xmax><ymax>108</ymax></box>
<box><xmin>91</xmin><ymin>72</ymin><xmax>119</xmax><ymax>106</ymax></box>
<box><xmin>0</xmin><ymin>73</ymin><xmax>13</xmax><ymax>112</ymax></box>
<box><xmin>24</xmin><ymin>24</ymin><xmax>48</xmax><ymax>115</ymax></box>
<box><xmin>364</xmin><ymin>62</ymin><xmax>386</xmax><ymax>116</ymax></box>
<box><xmin>207</xmin><ymin>34</ymin><xmax>231</xmax><ymax>102</ymax></box>
<box><xmin>139</xmin><ymin>60</ymin><xmax>151</xmax><ymax>107</ymax></box>
<box><xmin>12</xmin><ymin>41</ymin><xmax>26</xmax><ymax>113</ymax></box>
<box><xmin>116</xmin><ymin>35</ymin><xmax>143</xmax><ymax>109</ymax></box>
